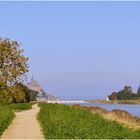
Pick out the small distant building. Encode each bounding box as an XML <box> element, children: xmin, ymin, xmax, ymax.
<box><xmin>106</xmin><ymin>96</ymin><xmax>109</xmax><ymax>101</ymax></box>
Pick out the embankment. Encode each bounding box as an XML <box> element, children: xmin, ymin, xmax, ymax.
<box><xmin>89</xmin><ymin>99</ymin><xmax>140</xmax><ymax>104</ymax></box>
<box><xmin>38</xmin><ymin>103</ymin><xmax>140</xmax><ymax>139</ymax></box>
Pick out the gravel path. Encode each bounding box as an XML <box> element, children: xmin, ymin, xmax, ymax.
<box><xmin>1</xmin><ymin>104</ymin><xmax>44</xmax><ymax>139</ymax></box>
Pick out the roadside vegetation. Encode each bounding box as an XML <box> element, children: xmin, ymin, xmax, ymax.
<box><xmin>114</xmin><ymin>100</ymin><xmax>140</xmax><ymax>104</ymax></box>
<box><xmin>7</xmin><ymin>103</ymin><xmax>32</xmax><ymax>111</ymax></box>
<box><xmin>0</xmin><ymin>106</ymin><xmax>15</xmax><ymax>137</ymax></box>
<box><xmin>38</xmin><ymin>103</ymin><xmax>140</xmax><ymax>139</ymax></box>
<box><xmin>74</xmin><ymin>105</ymin><xmax>140</xmax><ymax>129</ymax></box>
<box><xmin>90</xmin><ymin>99</ymin><xmax>140</xmax><ymax>104</ymax></box>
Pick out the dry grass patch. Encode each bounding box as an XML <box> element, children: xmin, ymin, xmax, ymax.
<box><xmin>103</xmin><ymin>109</ymin><xmax>140</xmax><ymax>129</ymax></box>
<box><xmin>90</xmin><ymin>99</ymin><xmax>140</xmax><ymax>104</ymax></box>
<box><xmin>73</xmin><ymin>105</ymin><xmax>140</xmax><ymax>129</ymax></box>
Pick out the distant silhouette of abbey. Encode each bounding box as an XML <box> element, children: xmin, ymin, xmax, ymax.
<box><xmin>27</xmin><ymin>77</ymin><xmax>59</xmax><ymax>101</ymax></box>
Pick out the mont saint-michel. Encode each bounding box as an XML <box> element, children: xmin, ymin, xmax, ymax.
<box><xmin>27</xmin><ymin>77</ymin><xmax>59</xmax><ymax>102</ymax></box>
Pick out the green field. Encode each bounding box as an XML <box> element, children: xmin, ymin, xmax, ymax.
<box><xmin>38</xmin><ymin>103</ymin><xmax>140</xmax><ymax>139</ymax></box>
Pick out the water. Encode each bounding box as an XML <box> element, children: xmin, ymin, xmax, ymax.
<box><xmin>79</xmin><ymin>102</ymin><xmax>140</xmax><ymax>117</ymax></box>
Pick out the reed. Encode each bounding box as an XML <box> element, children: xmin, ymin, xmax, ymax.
<box><xmin>74</xmin><ymin>105</ymin><xmax>140</xmax><ymax>129</ymax></box>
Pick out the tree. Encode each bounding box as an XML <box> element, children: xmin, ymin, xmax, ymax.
<box><xmin>0</xmin><ymin>78</ymin><xmax>6</xmax><ymax>89</ymax></box>
<box><xmin>0</xmin><ymin>38</ymin><xmax>28</xmax><ymax>86</ymax></box>
<box><xmin>13</xmin><ymin>83</ymin><xmax>38</xmax><ymax>102</ymax></box>
<box><xmin>9</xmin><ymin>85</ymin><xmax>26</xmax><ymax>103</ymax></box>
<box><xmin>8</xmin><ymin>83</ymin><xmax>38</xmax><ymax>103</ymax></box>
<box><xmin>117</xmin><ymin>86</ymin><xmax>133</xmax><ymax>100</ymax></box>
<box><xmin>28</xmin><ymin>89</ymin><xmax>38</xmax><ymax>101</ymax></box>
<box><xmin>108</xmin><ymin>92</ymin><xmax>117</xmax><ymax>100</ymax></box>
<box><xmin>137</xmin><ymin>85</ymin><xmax>140</xmax><ymax>95</ymax></box>
<box><xmin>0</xmin><ymin>88</ymin><xmax>13</xmax><ymax>105</ymax></box>
<box><xmin>108</xmin><ymin>86</ymin><xmax>135</xmax><ymax>100</ymax></box>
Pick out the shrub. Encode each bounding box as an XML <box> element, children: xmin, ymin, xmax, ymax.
<box><xmin>9</xmin><ymin>86</ymin><xmax>27</xmax><ymax>103</ymax></box>
<box><xmin>0</xmin><ymin>89</ymin><xmax>13</xmax><ymax>105</ymax></box>
<box><xmin>0</xmin><ymin>82</ymin><xmax>38</xmax><ymax>104</ymax></box>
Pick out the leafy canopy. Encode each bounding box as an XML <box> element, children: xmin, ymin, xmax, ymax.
<box><xmin>0</xmin><ymin>38</ymin><xmax>28</xmax><ymax>85</ymax></box>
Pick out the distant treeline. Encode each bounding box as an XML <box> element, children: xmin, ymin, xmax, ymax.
<box><xmin>108</xmin><ymin>86</ymin><xmax>140</xmax><ymax>100</ymax></box>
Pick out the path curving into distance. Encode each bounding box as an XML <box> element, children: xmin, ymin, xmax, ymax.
<box><xmin>1</xmin><ymin>104</ymin><xmax>44</xmax><ymax>139</ymax></box>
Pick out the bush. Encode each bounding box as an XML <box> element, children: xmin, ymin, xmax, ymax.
<box><xmin>29</xmin><ymin>90</ymin><xmax>38</xmax><ymax>101</ymax></box>
<box><xmin>0</xmin><ymin>89</ymin><xmax>13</xmax><ymax>105</ymax></box>
<box><xmin>9</xmin><ymin>86</ymin><xmax>27</xmax><ymax>103</ymax></box>
<box><xmin>0</xmin><ymin>82</ymin><xmax>38</xmax><ymax>104</ymax></box>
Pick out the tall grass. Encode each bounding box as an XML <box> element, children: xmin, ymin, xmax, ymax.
<box><xmin>74</xmin><ymin>105</ymin><xmax>140</xmax><ymax>129</ymax></box>
<box><xmin>7</xmin><ymin>103</ymin><xmax>32</xmax><ymax>111</ymax></box>
<box><xmin>0</xmin><ymin>106</ymin><xmax>15</xmax><ymax>137</ymax></box>
<box><xmin>38</xmin><ymin>103</ymin><xmax>140</xmax><ymax>139</ymax></box>
<box><xmin>90</xmin><ymin>99</ymin><xmax>140</xmax><ymax>104</ymax></box>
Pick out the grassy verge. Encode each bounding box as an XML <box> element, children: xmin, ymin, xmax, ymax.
<box><xmin>7</xmin><ymin>103</ymin><xmax>32</xmax><ymax>111</ymax></box>
<box><xmin>74</xmin><ymin>105</ymin><xmax>140</xmax><ymax>129</ymax></box>
<box><xmin>0</xmin><ymin>106</ymin><xmax>15</xmax><ymax>137</ymax></box>
<box><xmin>117</xmin><ymin>100</ymin><xmax>140</xmax><ymax>104</ymax></box>
<box><xmin>38</xmin><ymin>103</ymin><xmax>140</xmax><ymax>139</ymax></box>
<box><xmin>90</xmin><ymin>99</ymin><xmax>140</xmax><ymax>104</ymax></box>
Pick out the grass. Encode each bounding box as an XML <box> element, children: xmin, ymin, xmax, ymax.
<box><xmin>7</xmin><ymin>103</ymin><xmax>32</xmax><ymax>111</ymax></box>
<box><xmin>0</xmin><ymin>106</ymin><xmax>15</xmax><ymax>137</ymax></box>
<box><xmin>38</xmin><ymin>103</ymin><xmax>140</xmax><ymax>139</ymax></box>
<box><xmin>74</xmin><ymin>105</ymin><xmax>140</xmax><ymax>129</ymax></box>
<box><xmin>90</xmin><ymin>99</ymin><xmax>140</xmax><ymax>104</ymax></box>
<box><xmin>117</xmin><ymin>100</ymin><xmax>140</xmax><ymax>104</ymax></box>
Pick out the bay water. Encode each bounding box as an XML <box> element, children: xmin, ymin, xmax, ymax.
<box><xmin>79</xmin><ymin>102</ymin><xmax>140</xmax><ymax>117</ymax></box>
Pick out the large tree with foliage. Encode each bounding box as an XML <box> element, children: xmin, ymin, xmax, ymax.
<box><xmin>0</xmin><ymin>38</ymin><xmax>28</xmax><ymax>86</ymax></box>
<box><xmin>137</xmin><ymin>85</ymin><xmax>140</xmax><ymax>95</ymax></box>
<box><xmin>108</xmin><ymin>86</ymin><xmax>140</xmax><ymax>100</ymax></box>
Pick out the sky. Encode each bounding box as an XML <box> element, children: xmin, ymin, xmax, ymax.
<box><xmin>1</xmin><ymin>1</ymin><xmax>140</xmax><ymax>100</ymax></box>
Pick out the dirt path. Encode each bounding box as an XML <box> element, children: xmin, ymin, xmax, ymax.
<box><xmin>1</xmin><ymin>104</ymin><xmax>44</xmax><ymax>139</ymax></box>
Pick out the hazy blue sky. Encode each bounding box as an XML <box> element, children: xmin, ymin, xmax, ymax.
<box><xmin>1</xmin><ymin>2</ymin><xmax>140</xmax><ymax>99</ymax></box>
